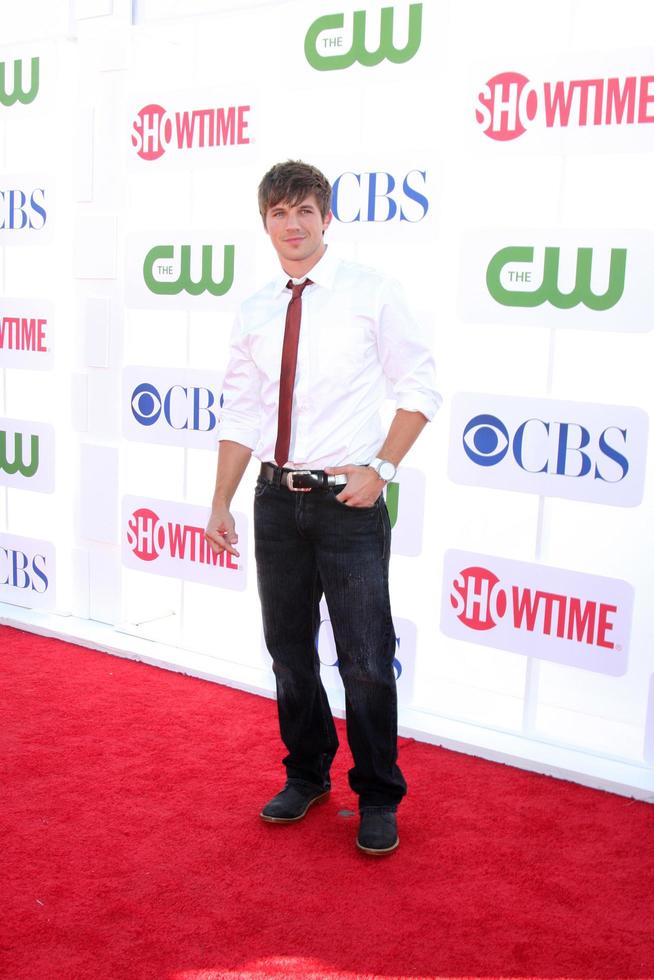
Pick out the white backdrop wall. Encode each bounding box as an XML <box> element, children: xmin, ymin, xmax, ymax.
<box><xmin>1</xmin><ymin>0</ymin><xmax>653</xmax><ymax>800</ymax></box>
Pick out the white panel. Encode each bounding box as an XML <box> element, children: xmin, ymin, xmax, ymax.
<box><xmin>645</xmin><ymin>676</ymin><xmax>654</xmax><ymax>764</ymax></box>
<box><xmin>122</xmin><ymin>308</ymin><xmax>188</xmax><ymax>367</ymax></box>
<box><xmin>71</xmin><ymin>372</ymin><xmax>89</xmax><ymax>432</ymax></box>
<box><xmin>88</xmin><ymin>547</ymin><xmax>121</xmax><ymax>623</ymax></box>
<box><xmin>74</xmin><ymin>106</ymin><xmax>94</xmax><ymax>202</ymax></box>
<box><xmin>83</xmin><ymin>296</ymin><xmax>111</xmax><ymax>367</ymax></box>
<box><xmin>70</xmin><ymin>547</ymin><xmax>91</xmax><ymax>619</ymax></box>
<box><xmin>0</xmin><ymin>4</ymin><xmax>71</xmax><ymax>39</ymax></box>
<box><xmin>73</xmin><ymin>214</ymin><xmax>117</xmax><ymax>279</ymax></box>
<box><xmin>76</xmin><ymin>0</ymin><xmax>114</xmax><ymax>19</ymax></box>
<box><xmin>79</xmin><ymin>443</ymin><xmax>119</xmax><ymax>543</ymax></box>
<box><xmin>122</xmin><ymin>440</ymin><xmax>185</xmax><ymax>500</ymax></box>
<box><xmin>86</xmin><ymin>370</ymin><xmax>120</xmax><ymax>436</ymax></box>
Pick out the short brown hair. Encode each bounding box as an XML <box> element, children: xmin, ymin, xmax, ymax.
<box><xmin>258</xmin><ymin>160</ymin><xmax>332</xmax><ymax>222</ymax></box>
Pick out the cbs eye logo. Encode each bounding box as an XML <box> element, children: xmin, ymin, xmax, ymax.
<box><xmin>462</xmin><ymin>414</ymin><xmax>509</xmax><ymax>466</ymax></box>
<box><xmin>131</xmin><ymin>383</ymin><xmax>161</xmax><ymax>426</ymax></box>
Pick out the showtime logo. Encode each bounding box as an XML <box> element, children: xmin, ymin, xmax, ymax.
<box><xmin>122</xmin><ymin>496</ymin><xmax>247</xmax><ymax>590</ymax></box>
<box><xmin>452</xmin><ymin>565</ymin><xmax>616</xmax><ymax>648</ymax></box>
<box><xmin>131</xmin><ymin>101</ymin><xmax>251</xmax><ymax>161</ymax></box>
<box><xmin>126</xmin><ymin>507</ymin><xmax>227</xmax><ymax>564</ymax></box>
<box><xmin>0</xmin><ymin>299</ymin><xmax>53</xmax><ymax>369</ymax></box>
<box><xmin>441</xmin><ymin>550</ymin><xmax>632</xmax><ymax>675</ymax></box>
<box><xmin>0</xmin><ymin>315</ymin><xmax>47</xmax><ymax>349</ymax></box>
<box><xmin>476</xmin><ymin>70</ymin><xmax>654</xmax><ymax>141</ymax></box>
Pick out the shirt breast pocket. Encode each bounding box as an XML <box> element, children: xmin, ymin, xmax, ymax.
<box><xmin>248</xmin><ymin>329</ymin><xmax>282</xmax><ymax>379</ymax></box>
<box><xmin>315</xmin><ymin>316</ymin><xmax>374</xmax><ymax>379</ymax></box>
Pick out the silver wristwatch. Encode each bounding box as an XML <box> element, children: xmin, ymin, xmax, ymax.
<box><xmin>369</xmin><ymin>456</ymin><xmax>397</xmax><ymax>482</ymax></box>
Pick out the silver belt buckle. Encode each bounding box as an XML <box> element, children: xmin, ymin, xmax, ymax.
<box><xmin>286</xmin><ymin>469</ymin><xmax>312</xmax><ymax>492</ymax></box>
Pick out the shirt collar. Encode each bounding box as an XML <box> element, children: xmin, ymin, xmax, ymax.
<box><xmin>272</xmin><ymin>246</ymin><xmax>339</xmax><ymax>298</ymax></box>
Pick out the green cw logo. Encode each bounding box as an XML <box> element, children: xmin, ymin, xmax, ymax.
<box><xmin>0</xmin><ymin>57</ymin><xmax>39</xmax><ymax>107</ymax></box>
<box><xmin>486</xmin><ymin>246</ymin><xmax>627</xmax><ymax>311</ymax></box>
<box><xmin>385</xmin><ymin>481</ymin><xmax>399</xmax><ymax>529</ymax></box>
<box><xmin>305</xmin><ymin>4</ymin><xmax>422</xmax><ymax>71</ymax></box>
<box><xmin>143</xmin><ymin>244</ymin><xmax>235</xmax><ymax>296</ymax></box>
<box><xmin>0</xmin><ymin>430</ymin><xmax>39</xmax><ymax>477</ymax></box>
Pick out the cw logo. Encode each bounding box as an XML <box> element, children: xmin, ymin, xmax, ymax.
<box><xmin>0</xmin><ymin>430</ymin><xmax>39</xmax><ymax>477</ymax></box>
<box><xmin>143</xmin><ymin>244</ymin><xmax>235</xmax><ymax>296</ymax></box>
<box><xmin>0</xmin><ymin>57</ymin><xmax>39</xmax><ymax>107</ymax></box>
<box><xmin>385</xmin><ymin>481</ymin><xmax>399</xmax><ymax>529</ymax></box>
<box><xmin>486</xmin><ymin>246</ymin><xmax>627</xmax><ymax>311</ymax></box>
<box><xmin>305</xmin><ymin>4</ymin><xmax>422</xmax><ymax>71</ymax></box>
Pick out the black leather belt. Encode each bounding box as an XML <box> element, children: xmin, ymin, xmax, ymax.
<box><xmin>260</xmin><ymin>462</ymin><xmax>348</xmax><ymax>492</ymax></box>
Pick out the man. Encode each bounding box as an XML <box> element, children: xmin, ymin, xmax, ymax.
<box><xmin>205</xmin><ymin>160</ymin><xmax>440</xmax><ymax>855</ymax></box>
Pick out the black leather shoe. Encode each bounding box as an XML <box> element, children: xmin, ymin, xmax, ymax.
<box><xmin>357</xmin><ymin>806</ymin><xmax>399</xmax><ymax>854</ymax></box>
<box><xmin>260</xmin><ymin>782</ymin><xmax>330</xmax><ymax>823</ymax></box>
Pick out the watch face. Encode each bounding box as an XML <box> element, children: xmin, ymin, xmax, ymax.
<box><xmin>379</xmin><ymin>461</ymin><xmax>396</xmax><ymax>481</ymax></box>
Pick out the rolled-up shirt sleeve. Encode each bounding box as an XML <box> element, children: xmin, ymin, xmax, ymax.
<box><xmin>376</xmin><ymin>278</ymin><xmax>442</xmax><ymax>420</ymax></box>
<box><xmin>215</xmin><ymin>312</ymin><xmax>262</xmax><ymax>450</ymax></box>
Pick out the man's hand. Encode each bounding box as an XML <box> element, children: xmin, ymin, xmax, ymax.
<box><xmin>204</xmin><ymin>505</ymin><xmax>240</xmax><ymax>558</ymax></box>
<box><xmin>323</xmin><ymin>464</ymin><xmax>386</xmax><ymax>508</ymax></box>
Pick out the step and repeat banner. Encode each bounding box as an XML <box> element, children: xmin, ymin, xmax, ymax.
<box><xmin>2</xmin><ymin>0</ymin><xmax>653</xmax><ymax>789</ymax></box>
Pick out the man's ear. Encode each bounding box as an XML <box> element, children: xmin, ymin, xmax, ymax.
<box><xmin>322</xmin><ymin>210</ymin><xmax>333</xmax><ymax>233</ymax></box>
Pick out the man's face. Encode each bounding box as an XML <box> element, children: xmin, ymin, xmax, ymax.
<box><xmin>264</xmin><ymin>194</ymin><xmax>332</xmax><ymax>270</ymax></box>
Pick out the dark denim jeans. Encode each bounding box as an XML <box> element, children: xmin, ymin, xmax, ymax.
<box><xmin>254</xmin><ymin>474</ymin><xmax>407</xmax><ymax>809</ymax></box>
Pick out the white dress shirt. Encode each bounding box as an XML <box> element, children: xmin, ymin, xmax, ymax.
<box><xmin>216</xmin><ymin>247</ymin><xmax>442</xmax><ymax>469</ymax></box>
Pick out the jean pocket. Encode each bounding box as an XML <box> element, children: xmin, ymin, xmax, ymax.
<box><xmin>330</xmin><ymin>488</ymin><xmax>379</xmax><ymax>512</ymax></box>
<box><xmin>254</xmin><ymin>476</ymin><xmax>269</xmax><ymax>498</ymax></box>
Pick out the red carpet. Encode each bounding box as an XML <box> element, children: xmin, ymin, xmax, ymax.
<box><xmin>1</xmin><ymin>624</ymin><xmax>653</xmax><ymax>980</ymax></box>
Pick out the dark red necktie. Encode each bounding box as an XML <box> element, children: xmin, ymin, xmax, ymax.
<box><xmin>274</xmin><ymin>278</ymin><xmax>312</xmax><ymax>467</ymax></box>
